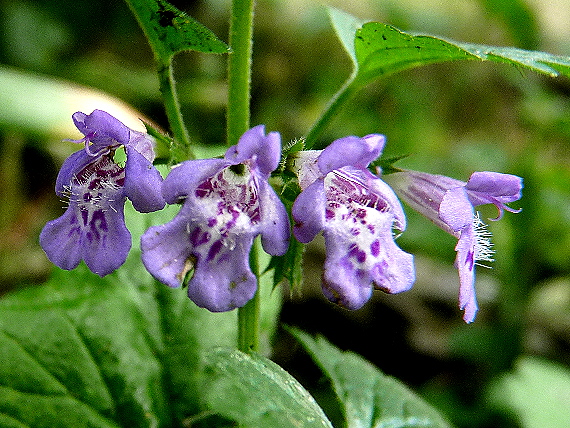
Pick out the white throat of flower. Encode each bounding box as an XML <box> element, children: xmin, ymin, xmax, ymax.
<box><xmin>473</xmin><ymin>211</ymin><xmax>495</xmax><ymax>268</ymax></box>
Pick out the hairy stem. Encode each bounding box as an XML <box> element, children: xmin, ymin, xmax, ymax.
<box><xmin>238</xmin><ymin>239</ymin><xmax>261</xmax><ymax>354</ymax></box>
<box><xmin>157</xmin><ymin>61</ymin><xmax>194</xmax><ymax>162</ymax></box>
<box><xmin>226</xmin><ymin>0</ymin><xmax>254</xmax><ymax>147</ymax></box>
<box><xmin>228</xmin><ymin>0</ymin><xmax>258</xmax><ymax>354</ymax></box>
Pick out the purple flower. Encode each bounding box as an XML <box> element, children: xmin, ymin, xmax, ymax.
<box><xmin>140</xmin><ymin>125</ymin><xmax>290</xmax><ymax>312</ymax></box>
<box><xmin>387</xmin><ymin>170</ymin><xmax>523</xmax><ymax>322</ymax></box>
<box><xmin>40</xmin><ymin>110</ymin><xmax>165</xmax><ymax>276</ymax></box>
<box><xmin>291</xmin><ymin>135</ymin><xmax>415</xmax><ymax>310</ymax></box>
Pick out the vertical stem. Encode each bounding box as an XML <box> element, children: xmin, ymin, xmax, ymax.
<box><xmin>228</xmin><ymin>0</ymin><xmax>258</xmax><ymax>354</ymax></box>
<box><xmin>227</xmin><ymin>0</ymin><xmax>254</xmax><ymax>146</ymax></box>
<box><xmin>238</xmin><ymin>240</ymin><xmax>261</xmax><ymax>354</ymax></box>
<box><xmin>157</xmin><ymin>61</ymin><xmax>194</xmax><ymax>162</ymax></box>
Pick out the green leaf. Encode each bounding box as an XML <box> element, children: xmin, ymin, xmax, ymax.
<box><xmin>306</xmin><ymin>8</ymin><xmax>570</xmax><ymax>148</ymax></box>
<box><xmin>0</xmin><ymin>201</ymin><xmax>237</xmax><ymax>426</ymax></box>
<box><xmin>202</xmin><ymin>348</ymin><xmax>333</xmax><ymax>428</ymax></box>
<box><xmin>270</xmin><ymin>237</ymin><xmax>305</xmax><ymax>292</ymax></box>
<box><xmin>353</xmin><ymin>22</ymin><xmax>570</xmax><ymax>85</ymax></box>
<box><xmin>125</xmin><ymin>0</ymin><xmax>229</xmax><ymax>64</ymax></box>
<box><xmin>291</xmin><ymin>329</ymin><xmax>453</xmax><ymax>428</ymax></box>
<box><xmin>328</xmin><ymin>7</ymin><xmax>366</xmax><ymax>69</ymax></box>
<box><xmin>487</xmin><ymin>356</ymin><xmax>570</xmax><ymax>428</ymax></box>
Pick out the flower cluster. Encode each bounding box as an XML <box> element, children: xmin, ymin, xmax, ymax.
<box><xmin>41</xmin><ymin>110</ymin><xmax>523</xmax><ymax>321</ymax></box>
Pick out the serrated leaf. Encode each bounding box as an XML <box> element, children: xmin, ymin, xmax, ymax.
<box><xmin>125</xmin><ymin>0</ymin><xmax>229</xmax><ymax>64</ymax></box>
<box><xmin>350</xmin><ymin>20</ymin><xmax>570</xmax><ymax>85</ymax></box>
<box><xmin>310</xmin><ymin>8</ymin><xmax>570</xmax><ymax>148</ymax></box>
<box><xmin>0</xmin><ymin>201</ymin><xmax>237</xmax><ymax>426</ymax></box>
<box><xmin>202</xmin><ymin>348</ymin><xmax>334</xmax><ymax>428</ymax></box>
<box><xmin>291</xmin><ymin>329</ymin><xmax>453</xmax><ymax>428</ymax></box>
<box><xmin>0</xmin><ymin>266</ymin><xmax>165</xmax><ymax>428</ymax></box>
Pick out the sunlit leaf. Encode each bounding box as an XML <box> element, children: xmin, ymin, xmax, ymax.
<box><xmin>202</xmin><ymin>348</ymin><xmax>333</xmax><ymax>428</ymax></box>
<box><xmin>307</xmin><ymin>8</ymin><xmax>570</xmax><ymax>148</ymax></box>
<box><xmin>353</xmin><ymin>22</ymin><xmax>570</xmax><ymax>85</ymax></box>
<box><xmin>291</xmin><ymin>329</ymin><xmax>453</xmax><ymax>428</ymax></box>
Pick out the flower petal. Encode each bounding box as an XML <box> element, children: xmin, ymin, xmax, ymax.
<box><xmin>320</xmin><ymin>212</ymin><xmax>414</xmax><ymax>309</ymax></box>
<box><xmin>317</xmin><ymin>134</ymin><xmax>385</xmax><ymax>174</ymax></box>
<box><xmin>55</xmin><ymin>149</ymin><xmax>94</xmax><ymax>197</ymax></box>
<box><xmin>465</xmin><ymin>172</ymin><xmax>523</xmax><ymax>218</ymax></box>
<box><xmin>81</xmin><ymin>201</ymin><xmax>131</xmax><ymax>276</ymax></box>
<box><xmin>454</xmin><ymin>225</ymin><xmax>478</xmax><ymax>323</ymax></box>
<box><xmin>258</xmin><ymin>179</ymin><xmax>290</xmax><ymax>256</ymax></box>
<box><xmin>292</xmin><ymin>179</ymin><xmax>326</xmax><ymax>243</ymax></box>
<box><xmin>465</xmin><ymin>171</ymin><xmax>523</xmax><ymax>203</ymax></box>
<box><xmin>439</xmin><ymin>187</ymin><xmax>474</xmax><ymax>232</ymax></box>
<box><xmin>188</xmin><ymin>236</ymin><xmax>257</xmax><ymax>312</ymax></box>
<box><xmin>124</xmin><ymin>146</ymin><xmax>165</xmax><ymax>212</ymax></box>
<box><xmin>141</xmin><ymin>211</ymin><xmax>194</xmax><ymax>288</ymax></box>
<box><xmin>225</xmin><ymin>125</ymin><xmax>281</xmax><ymax>175</ymax></box>
<box><xmin>39</xmin><ymin>207</ymin><xmax>83</xmax><ymax>271</ymax></box>
<box><xmin>161</xmin><ymin>158</ymin><xmax>229</xmax><ymax>204</ymax></box>
<box><xmin>40</xmin><ymin>195</ymin><xmax>131</xmax><ymax>277</ymax></box>
<box><xmin>73</xmin><ymin>110</ymin><xmax>130</xmax><ymax>148</ymax></box>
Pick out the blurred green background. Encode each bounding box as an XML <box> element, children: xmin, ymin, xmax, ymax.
<box><xmin>1</xmin><ymin>0</ymin><xmax>570</xmax><ymax>427</ymax></box>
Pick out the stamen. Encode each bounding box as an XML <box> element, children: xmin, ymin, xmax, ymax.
<box><xmin>473</xmin><ymin>212</ymin><xmax>495</xmax><ymax>268</ymax></box>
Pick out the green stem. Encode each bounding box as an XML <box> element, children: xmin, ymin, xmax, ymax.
<box><xmin>238</xmin><ymin>240</ymin><xmax>261</xmax><ymax>354</ymax></box>
<box><xmin>304</xmin><ymin>76</ymin><xmax>359</xmax><ymax>150</ymax></box>
<box><xmin>228</xmin><ymin>0</ymin><xmax>258</xmax><ymax>353</ymax></box>
<box><xmin>227</xmin><ymin>0</ymin><xmax>254</xmax><ymax>146</ymax></box>
<box><xmin>157</xmin><ymin>61</ymin><xmax>194</xmax><ymax>162</ymax></box>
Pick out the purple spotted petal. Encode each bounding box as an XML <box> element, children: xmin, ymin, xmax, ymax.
<box><xmin>40</xmin><ymin>189</ymin><xmax>130</xmax><ymax>277</ymax></box>
<box><xmin>188</xmin><ymin>235</ymin><xmax>257</xmax><ymax>312</ymax></box>
<box><xmin>162</xmin><ymin>159</ymin><xmax>229</xmax><ymax>204</ymax></box>
<box><xmin>81</xmin><ymin>201</ymin><xmax>131</xmax><ymax>276</ymax></box>
<box><xmin>321</xmin><ymin>210</ymin><xmax>415</xmax><ymax>309</ymax></box>
<box><xmin>454</xmin><ymin>225</ymin><xmax>478</xmax><ymax>323</ymax></box>
<box><xmin>124</xmin><ymin>146</ymin><xmax>165</xmax><ymax>212</ymax></box>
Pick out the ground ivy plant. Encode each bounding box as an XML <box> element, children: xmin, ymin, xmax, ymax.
<box><xmin>3</xmin><ymin>0</ymin><xmax>570</xmax><ymax>426</ymax></box>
